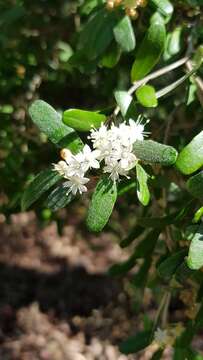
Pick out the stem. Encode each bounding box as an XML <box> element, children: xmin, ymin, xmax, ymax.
<box><xmin>128</xmin><ymin>56</ymin><xmax>189</xmax><ymax>95</ymax></box>
<box><xmin>113</xmin><ymin>56</ymin><xmax>189</xmax><ymax>116</ymax></box>
<box><xmin>156</xmin><ymin>68</ymin><xmax>197</xmax><ymax>99</ymax></box>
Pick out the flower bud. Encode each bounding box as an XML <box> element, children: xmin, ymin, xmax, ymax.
<box><xmin>106</xmin><ymin>0</ymin><xmax>114</xmax><ymax>10</ymax></box>
<box><xmin>125</xmin><ymin>7</ymin><xmax>139</xmax><ymax>19</ymax></box>
<box><xmin>60</xmin><ymin>148</ymin><xmax>72</xmax><ymax>161</ymax></box>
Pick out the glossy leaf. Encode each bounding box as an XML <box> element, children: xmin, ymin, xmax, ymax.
<box><xmin>131</xmin><ymin>14</ymin><xmax>166</xmax><ymax>81</ymax></box>
<box><xmin>113</xmin><ymin>15</ymin><xmax>136</xmax><ymax>52</ymax></box>
<box><xmin>29</xmin><ymin>100</ymin><xmax>83</xmax><ymax>153</ymax></box>
<box><xmin>136</xmin><ymin>85</ymin><xmax>158</xmax><ymax>108</ymax></box>
<box><xmin>114</xmin><ymin>90</ymin><xmax>137</xmax><ymax>118</ymax></box>
<box><xmin>136</xmin><ymin>163</ymin><xmax>150</xmax><ymax>206</ymax></box>
<box><xmin>46</xmin><ymin>183</ymin><xmax>73</xmax><ymax>211</ymax></box>
<box><xmin>133</xmin><ymin>140</ymin><xmax>178</xmax><ymax>166</ymax></box>
<box><xmin>63</xmin><ymin>109</ymin><xmax>106</xmax><ymax>132</ymax></box>
<box><xmin>78</xmin><ymin>9</ymin><xmax>117</xmax><ymax>60</ymax></box>
<box><xmin>149</xmin><ymin>0</ymin><xmax>173</xmax><ymax>16</ymax></box>
<box><xmin>86</xmin><ymin>176</ymin><xmax>117</xmax><ymax>232</ymax></box>
<box><xmin>176</xmin><ymin>131</ymin><xmax>203</xmax><ymax>175</ymax></box>
<box><xmin>187</xmin><ymin>223</ymin><xmax>203</xmax><ymax>270</ymax></box>
<box><xmin>21</xmin><ymin>169</ymin><xmax>61</xmax><ymax>211</ymax></box>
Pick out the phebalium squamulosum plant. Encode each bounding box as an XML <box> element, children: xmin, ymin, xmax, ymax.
<box><xmin>21</xmin><ymin>0</ymin><xmax>203</xmax><ymax>358</ymax></box>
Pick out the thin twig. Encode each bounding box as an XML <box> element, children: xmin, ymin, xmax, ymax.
<box><xmin>186</xmin><ymin>60</ymin><xmax>203</xmax><ymax>107</ymax></box>
<box><xmin>114</xmin><ymin>56</ymin><xmax>189</xmax><ymax>116</ymax></box>
<box><xmin>128</xmin><ymin>56</ymin><xmax>189</xmax><ymax>95</ymax></box>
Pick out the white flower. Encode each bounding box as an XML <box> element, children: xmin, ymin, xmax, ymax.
<box><xmin>103</xmin><ymin>159</ymin><xmax>129</xmax><ymax>182</ymax></box>
<box><xmin>53</xmin><ymin>161</ymin><xmax>69</xmax><ymax>177</ymax></box>
<box><xmin>90</xmin><ymin>124</ymin><xmax>109</xmax><ymax>149</ymax></box>
<box><xmin>80</xmin><ymin>145</ymin><xmax>100</xmax><ymax>171</ymax></box>
<box><xmin>129</xmin><ymin>117</ymin><xmax>149</xmax><ymax>142</ymax></box>
<box><xmin>65</xmin><ymin>175</ymin><xmax>89</xmax><ymax>195</ymax></box>
<box><xmin>64</xmin><ymin>154</ymin><xmax>85</xmax><ymax>177</ymax></box>
<box><xmin>154</xmin><ymin>328</ymin><xmax>170</xmax><ymax>348</ymax></box>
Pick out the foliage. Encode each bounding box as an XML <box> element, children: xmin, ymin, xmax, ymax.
<box><xmin>1</xmin><ymin>0</ymin><xmax>203</xmax><ymax>357</ymax></box>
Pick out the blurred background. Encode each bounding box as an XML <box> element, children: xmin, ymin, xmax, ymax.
<box><xmin>0</xmin><ymin>0</ymin><xmax>203</xmax><ymax>359</ymax></box>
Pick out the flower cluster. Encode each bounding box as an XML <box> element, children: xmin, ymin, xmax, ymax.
<box><xmin>106</xmin><ymin>0</ymin><xmax>148</xmax><ymax>19</ymax></box>
<box><xmin>53</xmin><ymin>118</ymin><xmax>147</xmax><ymax>196</ymax></box>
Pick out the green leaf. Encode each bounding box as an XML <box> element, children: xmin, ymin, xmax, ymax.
<box><xmin>119</xmin><ymin>331</ymin><xmax>151</xmax><ymax>354</ymax></box>
<box><xmin>78</xmin><ymin>9</ymin><xmax>118</xmax><ymax>60</ymax></box>
<box><xmin>193</xmin><ymin>207</ymin><xmax>203</xmax><ymax>223</ymax></box>
<box><xmin>131</xmin><ymin>14</ymin><xmax>166</xmax><ymax>81</ymax></box>
<box><xmin>133</xmin><ymin>140</ymin><xmax>178</xmax><ymax>166</ymax></box>
<box><xmin>114</xmin><ymin>90</ymin><xmax>137</xmax><ymax>118</ymax></box>
<box><xmin>175</xmin><ymin>261</ymin><xmax>195</xmax><ymax>284</ymax></box>
<box><xmin>157</xmin><ymin>249</ymin><xmax>187</xmax><ymax>280</ymax></box>
<box><xmin>86</xmin><ymin>176</ymin><xmax>117</xmax><ymax>232</ymax></box>
<box><xmin>187</xmin><ymin>171</ymin><xmax>203</xmax><ymax>199</ymax></box>
<box><xmin>136</xmin><ymin>85</ymin><xmax>158</xmax><ymax>108</ymax></box>
<box><xmin>176</xmin><ymin>131</ymin><xmax>203</xmax><ymax>175</ymax></box>
<box><xmin>167</xmin><ymin>26</ymin><xmax>182</xmax><ymax>57</ymax></box>
<box><xmin>63</xmin><ymin>109</ymin><xmax>106</xmax><ymax>132</ymax></box>
<box><xmin>113</xmin><ymin>15</ymin><xmax>136</xmax><ymax>52</ymax></box>
<box><xmin>100</xmin><ymin>43</ymin><xmax>121</xmax><ymax>68</ymax></box>
<box><xmin>21</xmin><ymin>169</ymin><xmax>61</xmax><ymax>211</ymax></box>
<box><xmin>46</xmin><ymin>183</ymin><xmax>73</xmax><ymax>211</ymax></box>
<box><xmin>136</xmin><ymin>163</ymin><xmax>150</xmax><ymax>206</ymax></box>
<box><xmin>29</xmin><ymin>100</ymin><xmax>83</xmax><ymax>153</ymax></box>
<box><xmin>108</xmin><ymin>252</ymin><xmax>138</xmax><ymax>276</ymax></box>
<box><xmin>149</xmin><ymin>0</ymin><xmax>173</xmax><ymax>17</ymax></box>
<box><xmin>187</xmin><ymin>223</ymin><xmax>203</xmax><ymax>270</ymax></box>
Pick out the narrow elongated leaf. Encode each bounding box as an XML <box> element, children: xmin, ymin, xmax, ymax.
<box><xmin>86</xmin><ymin>176</ymin><xmax>117</xmax><ymax>232</ymax></box>
<box><xmin>149</xmin><ymin>0</ymin><xmax>173</xmax><ymax>17</ymax></box>
<box><xmin>63</xmin><ymin>109</ymin><xmax>106</xmax><ymax>132</ymax></box>
<box><xmin>108</xmin><ymin>252</ymin><xmax>137</xmax><ymax>276</ymax></box>
<box><xmin>29</xmin><ymin>100</ymin><xmax>83</xmax><ymax>153</ymax></box>
<box><xmin>78</xmin><ymin>9</ymin><xmax>117</xmax><ymax>60</ymax></box>
<box><xmin>136</xmin><ymin>85</ymin><xmax>158</xmax><ymax>108</ymax></box>
<box><xmin>21</xmin><ymin>169</ymin><xmax>61</xmax><ymax>211</ymax></box>
<box><xmin>131</xmin><ymin>14</ymin><xmax>166</xmax><ymax>81</ymax></box>
<box><xmin>187</xmin><ymin>171</ymin><xmax>203</xmax><ymax>199</ymax></box>
<box><xmin>46</xmin><ymin>183</ymin><xmax>73</xmax><ymax>211</ymax></box>
<box><xmin>175</xmin><ymin>261</ymin><xmax>195</xmax><ymax>284</ymax></box>
<box><xmin>187</xmin><ymin>223</ymin><xmax>203</xmax><ymax>270</ymax></box>
<box><xmin>113</xmin><ymin>15</ymin><xmax>136</xmax><ymax>52</ymax></box>
<box><xmin>176</xmin><ymin>131</ymin><xmax>203</xmax><ymax>175</ymax></box>
<box><xmin>157</xmin><ymin>249</ymin><xmax>187</xmax><ymax>280</ymax></box>
<box><xmin>136</xmin><ymin>163</ymin><xmax>150</xmax><ymax>206</ymax></box>
<box><xmin>133</xmin><ymin>140</ymin><xmax>178</xmax><ymax>166</ymax></box>
<box><xmin>119</xmin><ymin>331</ymin><xmax>151</xmax><ymax>354</ymax></box>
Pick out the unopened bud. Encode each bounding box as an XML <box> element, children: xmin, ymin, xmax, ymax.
<box><xmin>125</xmin><ymin>7</ymin><xmax>139</xmax><ymax>19</ymax></box>
<box><xmin>106</xmin><ymin>0</ymin><xmax>114</xmax><ymax>10</ymax></box>
<box><xmin>137</xmin><ymin>0</ymin><xmax>147</xmax><ymax>7</ymax></box>
<box><xmin>60</xmin><ymin>148</ymin><xmax>72</xmax><ymax>161</ymax></box>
